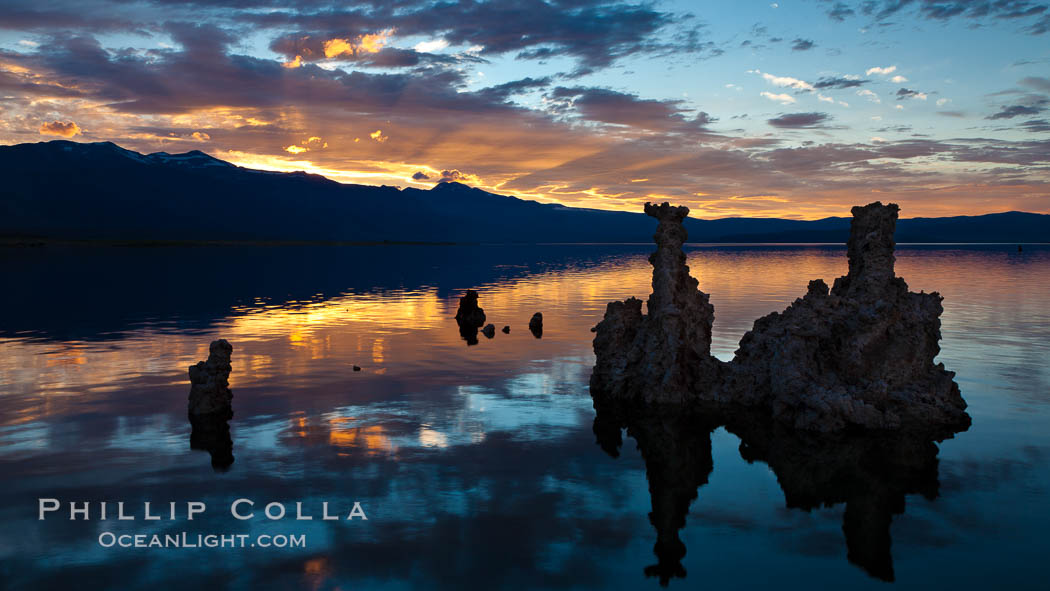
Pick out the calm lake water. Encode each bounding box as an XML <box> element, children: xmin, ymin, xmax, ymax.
<box><xmin>0</xmin><ymin>244</ymin><xmax>1047</xmax><ymax>590</ymax></box>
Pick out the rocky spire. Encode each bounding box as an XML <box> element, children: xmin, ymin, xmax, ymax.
<box><xmin>188</xmin><ymin>339</ymin><xmax>233</xmax><ymax>417</ymax></box>
<box><xmin>591</xmin><ymin>202</ymin><xmax>721</xmax><ymax>404</ymax></box>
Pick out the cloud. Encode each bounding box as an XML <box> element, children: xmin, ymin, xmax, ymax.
<box><xmin>896</xmin><ymin>88</ymin><xmax>927</xmax><ymax>100</ymax></box>
<box><xmin>828</xmin><ymin>2</ymin><xmax>856</xmax><ymax>21</ymax></box>
<box><xmin>813</xmin><ymin>76</ymin><xmax>868</xmax><ymax>89</ymax></box>
<box><xmin>1019</xmin><ymin>119</ymin><xmax>1050</xmax><ymax>132</ymax></box>
<box><xmin>546</xmin><ymin>86</ymin><xmax>714</xmax><ymax>132</ymax></box>
<box><xmin>411</xmin><ymin>171</ymin><xmax>430</xmax><ymax>180</ymax></box>
<box><xmin>475</xmin><ymin>77</ymin><xmax>551</xmax><ymax>102</ymax></box>
<box><xmin>936</xmin><ymin>98</ymin><xmax>951</xmax><ymax>106</ymax></box>
<box><xmin>767</xmin><ymin>112</ymin><xmax>832</xmax><ymax>128</ymax></box>
<box><xmin>323</xmin><ymin>30</ymin><xmax>394</xmax><ymax>58</ymax></box>
<box><xmin>38</xmin><ymin>120</ymin><xmax>81</xmax><ymax>137</ymax></box>
<box><xmin>251</xmin><ymin>0</ymin><xmax>710</xmax><ymax>71</ymax></box>
<box><xmin>889</xmin><ymin>75</ymin><xmax>908</xmax><ymax>83</ymax></box>
<box><xmin>751</xmin><ymin>70</ymin><xmax>814</xmax><ymax>91</ymax></box>
<box><xmin>284</xmin><ymin>145</ymin><xmax>307</xmax><ymax>154</ymax></box>
<box><xmin>938</xmin><ymin>111</ymin><xmax>966</xmax><ymax>117</ymax></box>
<box><xmin>791</xmin><ymin>38</ymin><xmax>816</xmax><ymax>51</ymax></box>
<box><xmin>1020</xmin><ymin>76</ymin><xmax>1050</xmax><ymax>92</ymax></box>
<box><xmin>836</xmin><ymin>1</ymin><xmax>1050</xmax><ymax>34</ymax></box>
<box><xmin>370</xmin><ymin>129</ymin><xmax>388</xmax><ymax>142</ymax></box>
<box><xmin>857</xmin><ymin>89</ymin><xmax>881</xmax><ymax>103</ymax></box>
<box><xmin>761</xmin><ymin>91</ymin><xmax>797</xmax><ymax>104</ymax></box>
<box><xmin>191</xmin><ymin>131</ymin><xmax>210</xmax><ymax>141</ymax></box>
<box><xmin>414</xmin><ymin>39</ymin><xmax>449</xmax><ymax>53</ymax></box>
<box><xmin>866</xmin><ymin>65</ymin><xmax>897</xmax><ymax>75</ymax></box>
<box><xmin>987</xmin><ymin>104</ymin><xmax>1046</xmax><ymax>119</ymax></box>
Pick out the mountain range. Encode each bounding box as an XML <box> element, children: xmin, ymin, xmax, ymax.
<box><xmin>2</xmin><ymin>140</ymin><xmax>1047</xmax><ymax>244</ymax></box>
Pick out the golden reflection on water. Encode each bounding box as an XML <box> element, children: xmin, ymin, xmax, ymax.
<box><xmin>0</xmin><ymin>246</ymin><xmax>1047</xmax><ymax>429</ymax></box>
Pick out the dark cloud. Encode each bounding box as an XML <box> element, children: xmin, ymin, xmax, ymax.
<box><xmin>246</xmin><ymin>0</ymin><xmax>708</xmax><ymax>70</ymax></box>
<box><xmin>411</xmin><ymin>171</ymin><xmax>430</xmax><ymax>180</ymax></box>
<box><xmin>475</xmin><ymin>77</ymin><xmax>552</xmax><ymax>102</ymax></box>
<box><xmin>767</xmin><ymin>112</ymin><xmax>832</xmax><ymax>128</ymax></box>
<box><xmin>1019</xmin><ymin>119</ymin><xmax>1050</xmax><ymax>132</ymax></box>
<box><xmin>987</xmin><ymin>104</ymin><xmax>1046</xmax><ymax>119</ymax></box>
<box><xmin>827</xmin><ymin>2</ymin><xmax>856</xmax><ymax>21</ymax></box>
<box><xmin>825</xmin><ymin>0</ymin><xmax>1050</xmax><ymax>34</ymax></box>
<box><xmin>438</xmin><ymin>169</ymin><xmax>467</xmax><ymax>182</ymax></box>
<box><xmin>938</xmin><ymin>110</ymin><xmax>967</xmax><ymax>118</ymax></box>
<box><xmin>813</xmin><ymin>76</ymin><xmax>868</xmax><ymax>89</ymax></box>
<box><xmin>3</xmin><ymin>0</ymin><xmax>711</xmax><ymax>72</ymax></box>
<box><xmin>896</xmin><ymin>87</ymin><xmax>924</xmax><ymax>100</ymax></box>
<box><xmin>1020</xmin><ymin>76</ymin><xmax>1050</xmax><ymax>92</ymax></box>
<box><xmin>791</xmin><ymin>38</ymin><xmax>816</xmax><ymax>51</ymax></box>
<box><xmin>547</xmin><ymin>86</ymin><xmax>714</xmax><ymax>132</ymax></box>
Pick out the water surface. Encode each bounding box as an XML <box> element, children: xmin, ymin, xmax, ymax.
<box><xmin>0</xmin><ymin>244</ymin><xmax>1047</xmax><ymax>590</ymax></box>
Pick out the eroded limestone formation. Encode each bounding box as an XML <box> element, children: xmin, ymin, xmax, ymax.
<box><xmin>729</xmin><ymin>202</ymin><xmax>969</xmax><ymax>432</ymax></box>
<box><xmin>528</xmin><ymin>312</ymin><xmax>543</xmax><ymax>338</ymax></box>
<box><xmin>590</xmin><ymin>200</ymin><xmax>969</xmax><ymax>434</ymax></box>
<box><xmin>591</xmin><ymin>203</ymin><xmax>722</xmax><ymax>404</ymax></box>
<box><xmin>188</xmin><ymin>339</ymin><xmax>233</xmax><ymax>417</ymax></box>
<box><xmin>455</xmin><ymin>290</ymin><xmax>486</xmax><ymax>326</ymax></box>
<box><xmin>455</xmin><ymin>289</ymin><xmax>486</xmax><ymax>346</ymax></box>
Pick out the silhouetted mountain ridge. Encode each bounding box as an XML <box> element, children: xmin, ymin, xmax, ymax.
<box><xmin>2</xmin><ymin>140</ymin><xmax>1047</xmax><ymax>243</ymax></box>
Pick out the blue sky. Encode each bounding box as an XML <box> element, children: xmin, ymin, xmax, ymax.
<box><xmin>0</xmin><ymin>0</ymin><xmax>1048</xmax><ymax>218</ymax></box>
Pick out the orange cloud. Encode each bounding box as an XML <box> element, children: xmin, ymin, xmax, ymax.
<box><xmin>284</xmin><ymin>145</ymin><xmax>307</xmax><ymax>154</ymax></box>
<box><xmin>38</xmin><ymin>120</ymin><xmax>81</xmax><ymax>138</ymax></box>
<box><xmin>282</xmin><ymin>55</ymin><xmax>303</xmax><ymax>69</ymax></box>
<box><xmin>369</xmin><ymin>129</ymin><xmax>388</xmax><ymax>143</ymax></box>
<box><xmin>323</xmin><ymin>29</ymin><xmax>394</xmax><ymax>58</ymax></box>
<box><xmin>191</xmin><ymin>131</ymin><xmax>210</xmax><ymax>141</ymax></box>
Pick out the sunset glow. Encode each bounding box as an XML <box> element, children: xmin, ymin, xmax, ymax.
<box><xmin>0</xmin><ymin>1</ymin><xmax>1047</xmax><ymax>218</ymax></box>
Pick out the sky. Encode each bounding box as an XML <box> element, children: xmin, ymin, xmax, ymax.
<box><xmin>1</xmin><ymin>0</ymin><xmax>1049</xmax><ymax>219</ymax></box>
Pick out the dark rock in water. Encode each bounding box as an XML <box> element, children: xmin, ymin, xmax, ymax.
<box><xmin>729</xmin><ymin>202</ymin><xmax>969</xmax><ymax>432</ymax></box>
<box><xmin>455</xmin><ymin>289</ymin><xmax>486</xmax><ymax>346</ymax></box>
<box><xmin>591</xmin><ymin>202</ymin><xmax>722</xmax><ymax>404</ymax></box>
<box><xmin>353</xmin><ymin>365</ymin><xmax>361</xmax><ymax>371</ymax></box>
<box><xmin>590</xmin><ymin>200</ymin><xmax>969</xmax><ymax>434</ymax></box>
<box><xmin>455</xmin><ymin>289</ymin><xmax>486</xmax><ymax>326</ymax></box>
<box><xmin>528</xmin><ymin>312</ymin><xmax>543</xmax><ymax>338</ymax></box>
<box><xmin>502</xmin><ymin>325</ymin><xmax>510</xmax><ymax>334</ymax></box>
<box><xmin>187</xmin><ymin>339</ymin><xmax>234</xmax><ymax>471</ymax></box>
<box><xmin>189</xmin><ymin>413</ymin><xmax>234</xmax><ymax>472</ymax></box>
<box><xmin>188</xmin><ymin>339</ymin><xmax>233</xmax><ymax>416</ymax></box>
<box><xmin>482</xmin><ymin>324</ymin><xmax>495</xmax><ymax>338</ymax></box>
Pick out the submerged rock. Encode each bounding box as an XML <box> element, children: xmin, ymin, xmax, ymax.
<box><xmin>729</xmin><ymin>202</ymin><xmax>969</xmax><ymax>432</ymax></box>
<box><xmin>455</xmin><ymin>290</ymin><xmax>486</xmax><ymax>326</ymax></box>
<box><xmin>188</xmin><ymin>339</ymin><xmax>233</xmax><ymax>416</ymax></box>
<box><xmin>482</xmin><ymin>324</ymin><xmax>496</xmax><ymax>338</ymax></box>
<box><xmin>528</xmin><ymin>312</ymin><xmax>543</xmax><ymax>338</ymax></box>
<box><xmin>591</xmin><ymin>203</ymin><xmax>722</xmax><ymax>404</ymax></box>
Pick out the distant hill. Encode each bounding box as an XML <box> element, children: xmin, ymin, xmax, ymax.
<box><xmin>1</xmin><ymin>140</ymin><xmax>1047</xmax><ymax>244</ymax></box>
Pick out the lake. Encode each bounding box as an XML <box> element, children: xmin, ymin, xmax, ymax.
<box><xmin>0</xmin><ymin>244</ymin><xmax>1047</xmax><ymax>590</ymax></box>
